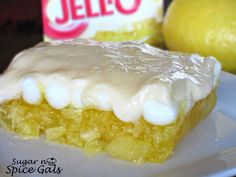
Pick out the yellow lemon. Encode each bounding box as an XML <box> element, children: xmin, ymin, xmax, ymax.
<box><xmin>163</xmin><ymin>0</ymin><xmax>236</xmax><ymax>74</ymax></box>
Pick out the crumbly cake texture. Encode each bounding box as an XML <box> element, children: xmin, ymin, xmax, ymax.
<box><xmin>0</xmin><ymin>40</ymin><xmax>221</xmax><ymax>163</ymax></box>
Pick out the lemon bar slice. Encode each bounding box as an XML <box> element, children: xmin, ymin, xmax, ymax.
<box><xmin>0</xmin><ymin>40</ymin><xmax>221</xmax><ymax>163</ymax></box>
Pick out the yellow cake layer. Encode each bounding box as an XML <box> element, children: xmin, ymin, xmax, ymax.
<box><xmin>0</xmin><ymin>90</ymin><xmax>216</xmax><ymax>163</ymax></box>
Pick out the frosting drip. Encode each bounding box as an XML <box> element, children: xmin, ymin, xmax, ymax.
<box><xmin>0</xmin><ymin>39</ymin><xmax>221</xmax><ymax>125</ymax></box>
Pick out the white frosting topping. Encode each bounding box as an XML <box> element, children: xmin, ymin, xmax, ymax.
<box><xmin>0</xmin><ymin>40</ymin><xmax>221</xmax><ymax>125</ymax></box>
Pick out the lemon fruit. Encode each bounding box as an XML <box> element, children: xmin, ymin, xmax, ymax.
<box><xmin>163</xmin><ymin>0</ymin><xmax>236</xmax><ymax>74</ymax></box>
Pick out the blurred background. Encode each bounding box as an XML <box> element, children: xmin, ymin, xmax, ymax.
<box><xmin>0</xmin><ymin>0</ymin><xmax>173</xmax><ymax>73</ymax></box>
<box><xmin>0</xmin><ymin>0</ymin><xmax>235</xmax><ymax>74</ymax></box>
<box><xmin>0</xmin><ymin>0</ymin><xmax>42</xmax><ymax>72</ymax></box>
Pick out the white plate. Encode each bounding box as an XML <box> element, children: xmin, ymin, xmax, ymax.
<box><xmin>0</xmin><ymin>72</ymin><xmax>236</xmax><ymax>177</ymax></box>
